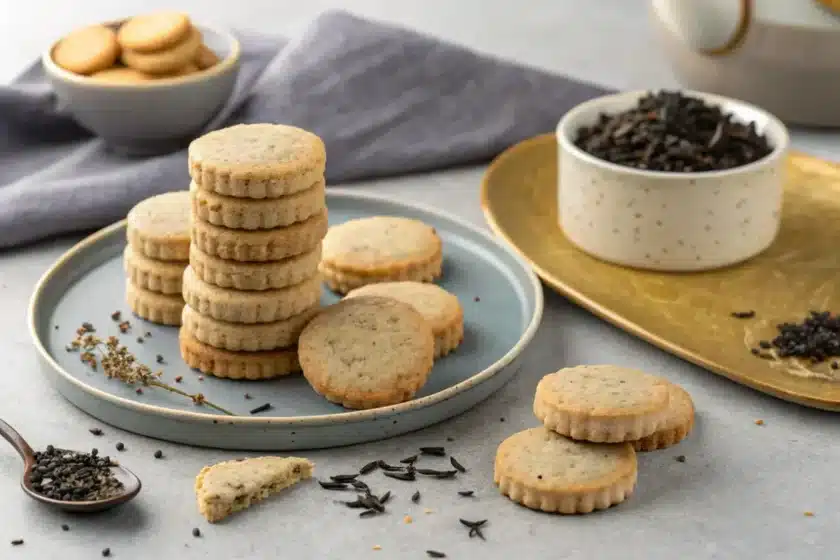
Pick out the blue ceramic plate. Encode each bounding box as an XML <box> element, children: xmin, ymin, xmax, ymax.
<box><xmin>28</xmin><ymin>190</ymin><xmax>543</xmax><ymax>450</ymax></box>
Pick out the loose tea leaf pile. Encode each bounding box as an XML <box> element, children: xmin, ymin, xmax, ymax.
<box><xmin>573</xmin><ymin>90</ymin><xmax>773</xmax><ymax>172</ymax></box>
<box><xmin>754</xmin><ymin>311</ymin><xmax>840</xmax><ymax>364</ymax></box>
<box><xmin>29</xmin><ymin>445</ymin><xmax>123</xmax><ymax>502</ymax></box>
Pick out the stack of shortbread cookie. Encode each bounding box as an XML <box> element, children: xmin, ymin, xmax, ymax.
<box><xmin>178</xmin><ymin>124</ymin><xmax>328</xmax><ymax>381</ymax></box>
<box><xmin>495</xmin><ymin>365</ymin><xmax>695</xmax><ymax>515</ymax></box>
<box><xmin>124</xmin><ymin>191</ymin><xmax>191</xmax><ymax>326</ymax></box>
<box><xmin>116</xmin><ymin>12</ymin><xmax>217</xmax><ymax>78</ymax></box>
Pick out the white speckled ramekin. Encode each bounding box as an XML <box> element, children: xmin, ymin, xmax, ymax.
<box><xmin>556</xmin><ymin>90</ymin><xmax>789</xmax><ymax>271</ymax></box>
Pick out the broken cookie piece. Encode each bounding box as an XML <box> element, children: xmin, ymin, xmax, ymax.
<box><xmin>195</xmin><ymin>456</ymin><xmax>314</xmax><ymax>522</ymax></box>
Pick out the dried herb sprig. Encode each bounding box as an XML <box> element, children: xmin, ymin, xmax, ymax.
<box><xmin>68</xmin><ymin>325</ymin><xmax>233</xmax><ymax>415</ymax></box>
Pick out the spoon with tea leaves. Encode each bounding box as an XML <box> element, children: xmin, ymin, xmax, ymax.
<box><xmin>0</xmin><ymin>419</ymin><xmax>141</xmax><ymax>512</ymax></box>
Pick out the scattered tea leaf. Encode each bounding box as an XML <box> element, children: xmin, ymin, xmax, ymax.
<box><xmin>419</xmin><ymin>447</ymin><xmax>446</xmax><ymax>456</ymax></box>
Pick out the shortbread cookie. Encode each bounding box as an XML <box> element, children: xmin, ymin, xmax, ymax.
<box><xmin>126</xmin><ymin>191</ymin><xmax>191</xmax><ymax>261</ymax></box>
<box><xmin>320</xmin><ymin>216</ymin><xmax>443</xmax><ymax>294</ymax></box>
<box><xmin>630</xmin><ymin>383</ymin><xmax>695</xmax><ymax>452</ymax></box>
<box><xmin>298</xmin><ymin>296</ymin><xmax>435</xmax><ymax>409</ymax></box>
<box><xmin>533</xmin><ymin>365</ymin><xmax>671</xmax><ymax>443</ymax></box>
<box><xmin>188</xmin><ymin>124</ymin><xmax>326</xmax><ymax>198</ymax></box>
<box><xmin>89</xmin><ymin>66</ymin><xmax>154</xmax><ymax>83</ymax></box>
<box><xmin>345</xmin><ymin>281</ymin><xmax>463</xmax><ymax>358</ymax></box>
<box><xmin>192</xmin><ymin>210</ymin><xmax>327</xmax><ymax>262</ymax></box>
<box><xmin>494</xmin><ymin>427</ymin><xmax>637</xmax><ymax>514</ymax></box>
<box><xmin>123</xmin><ymin>245</ymin><xmax>187</xmax><ymax>294</ymax></box>
<box><xmin>181</xmin><ymin>304</ymin><xmax>318</xmax><ymax>351</ymax></box>
<box><xmin>189</xmin><ymin>243</ymin><xmax>321</xmax><ymax>291</ymax></box>
<box><xmin>195</xmin><ymin>456</ymin><xmax>314</xmax><ymax>523</ymax></box>
<box><xmin>162</xmin><ymin>63</ymin><xmax>199</xmax><ymax>78</ymax></box>
<box><xmin>126</xmin><ymin>280</ymin><xmax>184</xmax><ymax>326</ymax></box>
<box><xmin>190</xmin><ymin>180</ymin><xmax>326</xmax><ymax>230</ymax></box>
<box><xmin>117</xmin><ymin>12</ymin><xmax>192</xmax><ymax>53</ymax></box>
<box><xmin>52</xmin><ymin>25</ymin><xmax>120</xmax><ymax>75</ymax></box>
<box><xmin>121</xmin><ymin>26</ymin><xmax>202</xmax><ymax>75</ymax></box>
<box><xmin>182</xmin><ymin>266</ymin><xmax>321</xmax><ymax>323</ymax></box>
<box><xmin>179</xmin><ymin>329</ymin><xmax>300</xmax><ymax>380</ymax></box>
<box><xmin>194</xmin><ymin>44</ymin><xmax>219</xmax><ymax>70</ymax></box>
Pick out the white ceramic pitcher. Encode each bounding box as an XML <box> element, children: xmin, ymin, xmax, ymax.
<box><xmin>651</xmin><ymin>0</ymin><xmax>840</xmax><ymax>126</ymax></box>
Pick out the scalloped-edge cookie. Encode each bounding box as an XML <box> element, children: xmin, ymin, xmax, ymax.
<box><xmin>298</xmin><ymin>296</ymin><xmax>434</xmax><ymax>410</ymax></box>
<box><xmin>495</xmin><ymin>427</ymin><xmax>637</xmax><ymax>514</ymax></box>
<box><xmin>181</xmin><ymin>304</ymin><xmax>318</xmax><ymax>351</ymax></box>
<box><xmin>192</xmin><ymin>210</ymin><xmax>327</xmax><ymax>262</ymax></box>
<box><xmin>179</xmin><ymin>329</ymin><xmax>300</xmax><ymax>380</ymax></box>
<box><xmin>182</xmin><ymin>265</ymin><xmax>321</xmax><ymax>324</ymax></box>
<box><xmin>189</xmin><ymin>242</ymin><xmax>321</xmax><ymax>291</ymax></box>
<box><xmin>123</xmin><ymin>245</ymin><xmax>187</xmax><ymax>294</ymax></box>
<box><xmin>533</xmin><ymin>365</ymin><xmax>671</xmax><ymax>443</ymax></box>
<box><xmin>345</xmin><ymin>281</ymin><xmax>463</xmax><ymax>358</ymax></box>
<box><xmin>195</xmin><ymin>456</ymin><xmax>314</xmax><ymax>523</ymax></box>
<box><xmin>320</xmin><ymin>216</ymin><xmax>443</xmax><ymax>294</ymax></box>
<box><xmin>630</xmin><ymin>383</ymin><xmax>695</xmax><ymax>452</ymax></box>
<box><xmin>188</xmin><ymin>124</ymin><xmax>326</xmax><ymax>199</ymax></box>
<box><xmin>126</xmin><ymin>191</ymin><xmax>191</xmax><ymax>261</ymax></box>
<box><xmin>189</xmin><ymin>180</ymin><xmax>325</xmax><ymax>230</ymax></box>
<box><xmin>126</xmin><ymin>280</ymin><xmax>184</xmax><ymax>326</ymax></box>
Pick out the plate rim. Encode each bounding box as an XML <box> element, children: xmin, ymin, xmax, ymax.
<box><xmin>479</xmin><ymin>134</ymin><xmax>840</xmax><ymax>411</ymax></box>
<box><xmin>28</xmin><ymin>188</ymin><xmax>545</xmax><ymax>425</ymax></box>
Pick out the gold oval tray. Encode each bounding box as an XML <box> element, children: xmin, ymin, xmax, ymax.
<box><xmin>481</xmin><ymin>134</ymin><xmax>840</xmax><ymax>411</ymax></box>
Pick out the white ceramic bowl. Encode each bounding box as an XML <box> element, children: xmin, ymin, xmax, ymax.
<box><xmin>556</xmin><ymin>90</ymin><xmax>789</xmax><ymax>272</ymax></box>
<box><xmin>42</xmin><ymin>21</ymin><xmax>240</xmax><ymax>155</ymax></box>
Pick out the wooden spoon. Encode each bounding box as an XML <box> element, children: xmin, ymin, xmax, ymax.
<box><xmin>0</xmin><ymin>419</ymin><xmax>141</xmax><ymax>513</ymax></box>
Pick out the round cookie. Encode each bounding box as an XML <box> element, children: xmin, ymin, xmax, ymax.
<box><xmin>126</xmin><ymin>280</ymin><xmax>184</xmax><ymax>326</ymax></box>
<box><xmin>194</xmin><ymin>44</ymin><xmax>219</xmax><ymax>70</ymax></box>
<box><xmin>188</xmin><ymin>124</ymin><xmax>327</xmax><ymax>198</ymax></box>
<box><xmin>189</xmin><ymin>242</ymin><xmax>322</xmax><ymax>291</ymax></box>
<box><xmin>161</xmin><ymin>63</ymin><xmax>199</xmax><ymax>78</ymax></box>
<box><xmin>89</xmin><ymin>66</ymin><xmax>154</xmax><ymax>83</ymax></box>
<box><xmin>630</xmin><ymin>383</ymin><xmax>695</xmax><ymax>452</ymax></box>
<box><xmin>181</xmin><ymin>304</ymin><xmax>318</xmax><ymax>352</ymax></box>
<box><xmin>123</xmin><ymin>245</ymin><xmax>187</xmax><ymax>294</ymax></box>
<box><xmin>344</xmin><ymin>281</ymin><xmax>463</xmax><ymax>358</ymax></box>
<box><xmin>320</xmin><ymin>216</ymin><xmax>443</xmax><ymax>294</ymax></box>
<box><xmin>494</xmin><ymin>427</ymin><xmax>637</xmax><ymax>514</ymax></box>
<box><xmin>533</xmin><ymin>365</ymin><xmax>672</xmax><ymax>443</ymax></box>
<box><xmin>117</xmin><ymin>12</ymin><xmax>192</xmax><ymax>53</ymax></box>
<box><xmin>179</xmin><ymin>329</ymin><xmax>300</xmax><ymax>380</ymax></box>
<box><xmin>182</xmin><ymin>265</ymin><xmax>322</xmax><ymax>324</ymax></box>
<box><xmin>190</xmin><ymin>180</ymin><xmax>326</xmax><ymax>230</ymax></box>
<box><xmin>191</xmin><ymin>210</ymin><xmax>328</xmax><ymax>262</ymax></box>
<box><xmin>121</xmin><ymin>26</ymin><xmax>202</xmax><ymax>75</ymax></box>
<box><xmin>298</xmin><ymin>296</ymin><xmax>435</xmax><ymax>410</ymax></box>
<box><xmin>126</xmin><ymin>191</ymin><xmax>191</xmax><ymax>261</ymax></box>
<box><xmin>52</xmin><ymin>25</ymin><xmax>120</xmax><ymax>75</ymax></box>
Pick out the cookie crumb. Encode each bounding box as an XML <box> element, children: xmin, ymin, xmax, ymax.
<box><xmin>373</xmin><ymin>545</ymin><xmax>382</xmax><ymax>551</ymax></box>
<box><xmin>754</xmin><ymin>419</ymin><xmax>765</xmax><ymax>426</ymax></box>
<box><xmin>404</xmin><ymin>515</ymin><xmax>413</xmax><ymax>524</ymax></box>
<box><xmin>804</xmin><ymin>511</ymin><xmax>815</xmax><ymax>517</ymax></box>
<box><xmin>423</xmin><ymin>508</ymin><xmax>434</xmax><ymax>515</ymax></box>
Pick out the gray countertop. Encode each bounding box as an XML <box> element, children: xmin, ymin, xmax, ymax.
<box><xmin>1</xmin><ymin>1</ymin><xmax>838</xmax><ymax>559</ymax></box>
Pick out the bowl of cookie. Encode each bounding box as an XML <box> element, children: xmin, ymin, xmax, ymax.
<box><xmin>42</xmin><ymin>12</ymin><xmax>240</xmax><ymax>155</ymax></box>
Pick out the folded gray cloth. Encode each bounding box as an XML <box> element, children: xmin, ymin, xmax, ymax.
<box><xmin>0</xmin><ymin>10</ymin><xmax>608</xmax><ymax>249</ymax></box>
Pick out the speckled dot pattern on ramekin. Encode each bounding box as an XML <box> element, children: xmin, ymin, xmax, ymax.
<box><xmin>556</xmin><ymin>90</ymin><xmax>789</xmax><ymax>272</ymax></box>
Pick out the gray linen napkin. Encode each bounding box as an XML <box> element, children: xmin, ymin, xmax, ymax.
<box><xmin>0</xmin><ymin>10</ymin><xmax>608</xmax><ymax>249</ymax></box>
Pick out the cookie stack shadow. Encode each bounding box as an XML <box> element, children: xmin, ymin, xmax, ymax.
<box><xmin>178</xmin><ymin>124</ymin><xmax>329</xmax><ymax>381</ymax></box>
